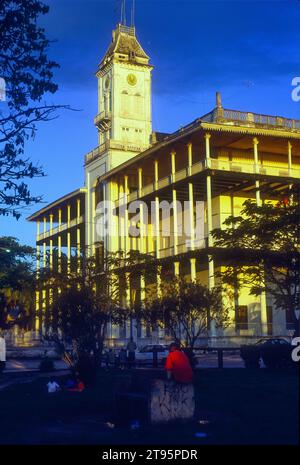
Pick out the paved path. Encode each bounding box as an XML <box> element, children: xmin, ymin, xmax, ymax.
<box><xmin>3</xmin><ymin>353</ymin><xmax>244</xmax><ymax>373</ymax></box>
<box><xmin>4</xmin><ymin>359</ymin><xmax>69</xmax><ymax>373</ymax></box>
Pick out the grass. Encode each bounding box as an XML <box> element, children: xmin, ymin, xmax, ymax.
<box><xmin>0</xmin><ymin>368</ymin><xmax>298</xmax><ymax>445</ymax></box>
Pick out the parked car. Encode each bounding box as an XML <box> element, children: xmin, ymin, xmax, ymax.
<box><xmin>255</xmin><ymin>338</ymin><xmax>290</xmax><ymax>346</ymax></box>
<box><xmin>135</xmin><ymin>344</ymin><xmax>169</xmax><ymax>366</ymax></box>
<box><xmin>241</xmin><ymin>338</ymin><xmax>293</xmax><ymax>369</ymax></box>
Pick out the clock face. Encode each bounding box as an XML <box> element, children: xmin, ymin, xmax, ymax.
<box><xmin>104</xmin><ymin>76</ymin><xmax>110</xmax><ymax>90</ymax></box>
<box><xmin>127</xmin><ymin>73</ymin><xmax>137</xmax><ymax>86</ymax></box>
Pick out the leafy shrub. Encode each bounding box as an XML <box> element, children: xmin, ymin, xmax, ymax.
<box><xmin>39</xmin><ymin>357</ymin><xmax>54</xmax><ymax>373</ymax></box>
<box><xmin>240</xmin><ymin>345</ymin><xmax>261</xmax><ymax>368</ymax></box>
<box><xmin>74</xmin><ymin>355</ymin><xmax>97</xmax><ymax>387</ymax></box>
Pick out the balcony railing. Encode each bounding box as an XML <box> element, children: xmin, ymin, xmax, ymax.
<box><xmin>209</xmin><ymin>159</ymin><xmax>300</xmax><ymax>178</ymax></box>
<box><xmin>85</xmin><ymin>140</ymin><xmax>146</xmax><ymax>164</ymax></box>
<box><xmin>201</xmin><ymin>107</ymin><xmax>300</xmax><ymax>131</ymax></box>
<box><xmin>94</xmin><ymin>111</ymin><xmax>112</xmax><ymax>127</ymax></box>
<box><xmin>115</xmin><ymin>158</ymin><xmax>300</xmax><ymax>209</ymax></box>
<box><xmin>37</xmin><ymin>215</ymin><xmax>84</xmax><ymax>241</ymax></box>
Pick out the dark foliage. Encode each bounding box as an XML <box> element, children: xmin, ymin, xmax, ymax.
<box><xmin>0</xmin><ymin>0</ymin><xmax>69</xmax><ymax>217</ymax></box>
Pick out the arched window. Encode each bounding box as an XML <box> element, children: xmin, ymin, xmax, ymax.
<box><xmin>121</xmin><ymin>90</ymin><xmax>130</xmax><ymax>116</ymax></box>
<box><xmin>133</xmin><ymin>93</ymin><xmax>143</xmax><ymax>115</ymax></box>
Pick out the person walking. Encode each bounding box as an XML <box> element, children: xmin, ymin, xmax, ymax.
<box><xmin>0</xmin><ymin>331</ymin><xmax>6</xmax><ymax>373</ymax></box>
<box><xmin>165</xmin><ymin>342</ymin><xmax>194</xmax><ymax>384</ymax></box>
<box><xmin>119</xmin><ymin>348</ymin><xmax>127</xmax><ymax>370</ymax></box>
<box><xmin>126</xmin><ymin>337</ymin><xmax>137</xmax><ymax>368</ymax></box>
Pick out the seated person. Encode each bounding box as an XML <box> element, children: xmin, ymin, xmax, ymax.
<box><xmin>165</xmin><ymin>342</ymin><xmax>194</xmax><ymax>384</ymax></box>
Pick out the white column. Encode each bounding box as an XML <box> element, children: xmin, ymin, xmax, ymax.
<box><xmin>67</xmin><ymin>204</ymin><xmax>71</xmax><ymax>227</ymax></box>
<box><xmin>138</xmin><ymin>168</ymin><xmax>143</xmax><ymax>196</ymax></box>
<box><xmin>36</xmin><ymin>221</ymin><xmax>40</xmax><ymax>276</ymax></box>
<box><xmin>43</xmin><ymin>241</ymin><xmax>46</xmax><ymax>268</ymax></box>
<box><xmin>77</xmin><ymin>228</ymin><xmax>81</xmax><ymax>273</ymax></box>
<box><xmin>138</xmin><ymin>168</ymin><xmax>144</xmax><ymax>253</ymax></box>
<box><xmin>288</xmin><ymin>141</ymin><xmax>292</xmax><ymax>175</ymax></box>
<box><xmin>187</xmin><ymin>143</ymin><xmax>193</xmax><ymax>175</ymax></box>
<box><xmin>77</xmin><ymin>198</ymin><xmax>81</xmax><ymax>222</ymax></box>
<box><xmin>124</xmin><ymin>175</ymin><xmax>129</xmax><ymax>255</ymax></box>
<box><xmin>36</xmin><ymin>221</ymin><xmax>40</xmax><ymax>333</ymax></box>
<box><xmin>189</xmin><ymin>182</ymin><xmax>195</xmax><ymax>250</ymax></box>
<box><xmin>119</xmin><ymin>183</ymin><xmax>125</xmax><ymax>252</ymax></box>
<box><xmin>252</xmin><ymin>138</ymin><xmax>267</xmax><ymax>335</ymax></box>
<box><xmin>190</xmin><ymin>258</ymin><xmax>196</xmax><ymax>282</ymax></box>
<box><xmin>58</xmin><ymin>235</ymin><xmax>62</xmax><ymax>273</ymax></box>
<box><xmin>207</xmin><ymin>174</ymin><xmax>215</xmax><ymax>289</ymax></box>
<box><xmin>205</xmin><ymin>133</ymin><xmax>211</xmax><ymax>167</ymax></box>
<box><xmin>171</xmin><ymin>151</ymin><xmax>176</xmax><ymax>182</ymax></box>
<box><xmin>253</xmin><ymin>137</ymin><xmax>261</xmax><ymax>206</ymax></box>
<box><xmin>173</xmin><ymin>188</ymin><xmax>178</xmax><ymax>255</ymax></box>
<box><xmin>67</xmin><ymin>232</ymin><xmax>71</xmax><ymax>275</ymax></box>
<box><xmin>205</xmin><ymin>134</ymin><xmax>216</xmax><ymax>336</ymax></box>
<box><xmin>155</xmin><ymin>196</ymin><xmax>160</xmax><ymax>259</ymax></box>
<box><xmin>207</xmin><ymin>175</ymin><xmax>213</xmax><ymax>248</ymax></box>
<box><xmin>92</xmin><ymin>188</ymin><xmax>96</xmax><ymax>255</ymax></box>
<box><xmin>49</xmin><ymin>214</ymin><xmax>53</xmax><ymax>271</ymax></box>
<box><xmin>174</xmin><ymin>261</ymin><xmax>180</xmax><ymax>277</ymax></box>
<box><xmin>154</xmin><ymin>160</ymin><xmax>159</xmax><ymax>190</ymax></box>
<box><xmin>67</xmin><ymin>204</ymin><xmax>71</xmax><ymax>274</ymax></box>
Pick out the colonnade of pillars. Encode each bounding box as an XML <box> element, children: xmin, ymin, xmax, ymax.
<box><xmin>35</xmin><ymin>198</ymin><xmax>83</xmax><ymax>331</ymax></box>
<box><xmin>116</xmin><ymin>134</ymin><xmax>295</xmax><ymax>337</ymax></box>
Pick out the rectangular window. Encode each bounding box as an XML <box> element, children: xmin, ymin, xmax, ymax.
<box><xmin>236</xmin><ymin>305</ymin><xmax>248</xmax><ymax>331</ymax></box>
<box><xmin>267</xmin><ymin>306</ymin><xmax>273</xmax><ymax>336</ymax></box>
<box><xmin>286</xmin><ymin>308</ymin><xmax>294</xmax><ymax>330</ymax></box>
<box><xmin>95</xmin><ymin>242</ymin><xmax>104</xmax><ymax>269</ymax></box>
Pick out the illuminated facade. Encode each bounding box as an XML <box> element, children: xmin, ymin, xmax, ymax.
<box><xmin>28</xmin><ymin>23</ymin><xmax>300</xmax><ymax>345</ymax></box>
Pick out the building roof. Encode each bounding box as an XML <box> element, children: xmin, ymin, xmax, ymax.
<box><xmin>27</xmin><ymin>188</ymin><xmax>86</xmax><ymax>222</ymax></box>
<box><xmin>99</xmin><ymin>98</ymin><xmax>300</xmax><ymax>182</ymax></box>
<box><xmin>98</xmin><ymin>24</ymin><xmax>150</xmax><ymax>69</ymax></box>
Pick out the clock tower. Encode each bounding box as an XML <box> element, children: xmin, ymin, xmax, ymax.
<box><xmin>84</xmin><ymin>23</ymin><xmax>153</xmax><ymax>254</ymax></box>
<box><xmin>94</xmin><ymin>23</ymin><xmax>153</xmax><ymax>169</ymax></box>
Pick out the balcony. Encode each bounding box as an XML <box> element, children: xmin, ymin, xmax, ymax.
<box><xmin>115</xmin><ymin>159</ymin><xmax>300</xmax><ymax>209</ymax></box>
<box><xmin>94</xmin><ymin>111</ymin><xmax>112</xmax><ymax>133</ymax></box>
<box><xmin>37</xmin><ymin>215</ymin><xmax>84</xmax><ymax>242</ymax></box>
<box><xmin>85</xmin><ymin>140</ymin><xmax>146</xmax><ymax>165</ymax></box>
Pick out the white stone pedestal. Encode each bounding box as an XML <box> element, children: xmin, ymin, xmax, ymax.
<box><xmin>150</xmin><ymin>379</ymin><xmax>195</xmax><ymax>424</ymax></box>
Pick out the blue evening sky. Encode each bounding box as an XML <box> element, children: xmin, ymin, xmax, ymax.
<box><xmin>1</xmin><ymin>0</ymin><xmax>300</xmax><ymax>246</ymax></box>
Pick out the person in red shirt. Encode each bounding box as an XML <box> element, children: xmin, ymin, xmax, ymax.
<box><xmin>165</xmin><ymin>342</ymin><xmax>194</xmax><ymax>384</ymax></box>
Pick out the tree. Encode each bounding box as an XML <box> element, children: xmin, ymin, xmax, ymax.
<box><xmin>211</xmin><ymin>194</ymin><xmax>300</xmax><ymax>336</ymax></box>
<box><xmin>0</xmin><ymin>0</ymin><xmax>68</xmax><ymax>218</ymax></box>
<box><xmin>43</xmin><ymin>252</ymin><xmax>129</xmax><ymax>369</ymax></box>
<box><xmin>139</xmin><ymin>276</ymin><xmax>231</xmax><ymax>349</ymax></box>
<box><xmin>0</xmin><ymin>236</ymin><xmax>35</xmax><ymax>329</ymax></box>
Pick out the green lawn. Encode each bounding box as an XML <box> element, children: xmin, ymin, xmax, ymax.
<box><xmin>0</xmin><ymin>368</ymin><xmax>298</xmax><ymax>444</ymax></box>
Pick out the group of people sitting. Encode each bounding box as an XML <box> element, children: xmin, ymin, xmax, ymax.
<box><xmin>46</xmin><ymin>340</ymin><xmax>195</xmax><ymax>395</ymax></box>
<box><xmin>104</xmin><ymin>340</ymin><xmax>194</xmax><ymax>384</ymax></box>
<box><xmin>47</xmin><ymin>372</ymin><xmax>85</xmax><ymax>394</ymax></box>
